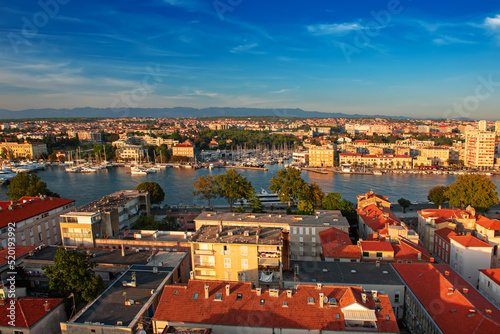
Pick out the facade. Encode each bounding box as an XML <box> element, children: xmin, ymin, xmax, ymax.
<box><xmin>474</xmin><ymin>215</ymin><xmax>500</xmax><ymax>268</ymax></box>
<box><xmin>0</xmin><ymin>297</ymin><xmax>66</xmax><ymax>334</ymax></box>
<box><xmin>114</xmin><ymin>144</ymin><xmax>146</xmax><ymax>162</ymax></box>
<box><xmin>465</xmin><ymin>130</ymin><xmax>495</xmax><ymax>169</ymax></box>
<box><xmin>292</xmin><ymin>151</ymin><xmax>309</xmax><ymax>165</ymax></box>
<box><xmin>0</xmin><ymin>196</ymin><xmax>75</xmax><ymax>248</ymax></box>
<box><xmin>152</xmin><ymin>280</ymin><xmax>399</xmax><ymax>334</ymax></box>
<box><xmin>357</xmin><ymin>190</ymin><xmax>391</xmax><ymax>209</ymax></box>
<box><xmin>60</xmin><ymin>190</ymin><xmax>150</xmax><ymax>247</ymax></box>
<box><xmin>194</xmin><ymin>211</ymin><xmax>349</xmax><ymax>261</ymax></box>
<box><xmin>308</xmin><ymin>145</ymin><xmax>336</xmax><ymax>167</ymax></box>
<box><xmin>393</xmin><ymin>263</ymin><xmax>500</xmax><ymax>334</ymax></box>
<box><xmin>0</xmin><ymin>142</ymin><xmax>48</xmax><ymax>159</ymax></box>
<box><xmin>172</xmin><ymin>143</ymin><xmax>195</xmax><ymax>158</ymax></box>
<box><xmin>357</xmin><ymin>204</ymin><xmax>404</xmax><ymax>240</ymax></box>
<box><xmin>190</xmin><ymin>224</ymin><xmax>287</xmax><ymax>287</ymax></box>
<box><xmin>67</xmin><ymin>131</ymin><xmax>102</xmax><ymax>142</ymax></box>
<box><xmin>433</xmin><ymin>227</ymin><xmax>457</xmax><ymax>264</ymax></box>
<box><xmin>478</xmin><ymin>269</ymin><xmax>500</xmax><ymax>308</ymax></box>
<box><xmin>339</xmin><ymin>153</ymin><xmax>413</xmax><ymax>169</ymax></box>
<box><xmin>449</xmin><ymin>235</ymin><xmax>493</xmax><ymax>287</ymax></box>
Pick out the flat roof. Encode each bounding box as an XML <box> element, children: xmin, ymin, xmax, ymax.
<box><xmin>194</xmin><ymin>210</ymin><xmax>349</xmax><ymax>228</ymax></box>
<box><xmin>74</xmin><ymin>266</ymin><xmax>171</xmax><ymax>326</ymax></box>
<box><xmin>191</xmin><ymin>225</ymin><xmax>282</xmax><ymax>245</ymax></box>
<box><xmin>73</xmin><ymin>189</ymin><xmax>146</xmax><ymax>213</ymax></box>
<box><xmin>283</xmin><ymin>261</ymin><xmax>404</xmax><ymax>286</ymax></box>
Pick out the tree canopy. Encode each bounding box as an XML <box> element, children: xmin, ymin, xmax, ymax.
<box><xmin>193</xmin><ymin>174</ymin><xmax>217</xmax><ymax>206</ymax></box>
<box><xmin>446</xmin><ymin>174</ymin><xmax>498</xmax><ymax>212</ymax></box>
<box><xmin>269</xmin><ymin>168</ymin><xmax>306</xmax><ymax>207</ymax></box>
<box><xmin>43</xmin><ymin>248</ymin><xmax>104</xmax><ymax>312</ymax></box>
<box><xmin>215</xmin><ymin>169</ymin><xmax>253</xmax><ymax>210</ymax></box>
<box><xmin>321</xmin><ymin>192</ymin><xmax>357</xmax><ymax>224</ymax></box>
<box><xmin>397</xmin><ymin>198</ymin><xmax>411</xmax><ymax>213</ymax></box>
<box><xmin>6</xmin><ymin>173</ymin><xmax>60</xmax><ymax>201</ymax></box>
<box><xmin>297</xmin><ymin>182</ymin><xmax>324</xmax><ymax>214</ymax></box>
<box><xmin>136</xmin><ymin>181</ymin><xmax>165</xmax><ymax>205</ymax></box>
<box><xmin>428</xmin><ymin>186</ymin><xmax>449</xmax><ymax>209</ymax></box>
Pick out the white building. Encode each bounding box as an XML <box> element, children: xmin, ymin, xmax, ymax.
<box><xmin>479</xmin><ymin>269</ymin><xmax>500</xmax><ymax>308</ymax></box>
<box><xmin>450</xmin><ymin>235</ymin><xmax>493</xmax><ymax>287</ymax></box>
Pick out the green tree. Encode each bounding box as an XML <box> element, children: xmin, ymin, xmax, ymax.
<box><xmin>43</xmin><ymin>248</ymin><xmax>104</xmax><ymax>313</ymax></box>
<box><xmin>269</xmin><ymin>168</ymin><xmax>306</xmax><ymax>207</ymax></box>
<box><xmin>6</xmin><ymin>173</ymin><xmax>60</xmax><ymax>201</ymax></box>
<box><xmin>297</xmin><ymin>200</ymin><xmax>316</xmax><ymax>215</ymax></box>
<box><xmin>215</xmin><ymin>169</ymin><xmax>253</xmax><ymax>211</ymax></box>
<box><xmin>250</xmin><ymin>196</ymin><xmax>265</xmax><ymax>213</ymax></box>
<box><xmin>446</xmin><ymin>174</ymin><xmax>498</xmax><ymax>212</ymax></box>
<box><xmin>322</xmin><ymin>192</ymin><xmax>342</xmax><ymax>210</ymax></box>
<box><xmin>398</xmin><ymin>198</ymin><xmax>411</xmax><ymax>213</ymax></box>
<box><xmin>322</xmin><ymin>192</ymin><xmax>357</xmax><ymax>224</ymax></box>
<box><xmin>193</xmin><ymin>175</ymin><xmax>217</xmax><ymax>206</ymax></box>
<box><xmin>297</xmin><ymin>182</ymin><xmax>324</xmax><ymax>214</ymax></box>
<box><xmin>136</xmin><ymin>182</ymin><xmax>165</xmax><ymax>205</ymax></box>
<box><xmin>428</xmin><ymin>186</ymin><xmax>449</xmax><ymax>209</ymax></box>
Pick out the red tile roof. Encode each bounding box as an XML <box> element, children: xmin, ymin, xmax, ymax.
<box><xmin>434</xmin><ymin>227</ymin><xmax>458</xmax><ymax>243</ymax></box>
<box><xmin>0</xmin><ymin>196</ymin><xmax>74</xmax><ymax>228</ymax></box>
<box><xmin>356</xmin><ymin>204</ymin><xmax>401</xmax><ymax>232</ymax></box>
<box><xmin>479</xmin><ymin>269</ymin><xmax>500</xmax><ymax>286</ymax></box>
<box><xmin>475</xmin><ymin>215</ymin><xmax>500</xmax><ymax>231</ymax></box>
<box><xmin>449</xmin><ymin>235</ymin><xmax>493</xmax><ymax>248</ymax></box>
<box><xmin>392</xmin><ymin>238</ymin><xmax>432</xmax><ymax>262</ymax></box>
<box><xmin>393</xmin><ymin>264</ymin><xmax>500</xmax><ymax>334</ymax></box>
<box><xmin>319</xmin><ymin>228</ymin><xmax>361</xmax><ymax>259</ymax></box>
<box><xmin>0</xmin><ymin>297</ymin><xmax>63</xmax><ymax>328</ymax></box>
<box><xmin>418</xmin><ymin>208</ymin><xmax>473</xmax><ymax>220</ymax></box>
<box><xmin>359</xmin><ymin>240</ymin><xmax>394</xmax><ymax>252</ymax></box>
<box><xmin>0</xmin><ymin>246</ymin><xmax>36</xmax><ymax>267</ymax></box>
<box><xmin>153</xmin><ymin>280</ymin><xmax>399</xmax><ymax>333</ymax></box>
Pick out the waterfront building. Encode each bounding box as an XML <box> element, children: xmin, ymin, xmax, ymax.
<box><xmin>114</xmin><ymin>144</ymin><xmax>147</xmax><ymax>162</ymax></box>
<box><xmin>357</xmin><ymin>190</ymin><xmax>391</xmax><ymax>209</ymax></box>
<box><xmin>393</xmin><ymin>263</ymin><xmax>500</xmax><ymax>334</ymax></box>
<box><xmin>474</xmin><ymin>215</ymin><xmax>500</xmax><ymax>268</ymax></box>
<box><xmin>339</xmin><ymin>153</ymin><xmax>413</xmax><ymax>169</ymax></box>
<box><xmin>478</xmin><ymin>269</ymin><xmax>500</xmax><ymax>308</ymax></box>
<box><xmin>449</xmin><ymin>234</ymin><xmax>493</xmax><ymax>286</ymax></box>
<box><xmin>292</xmin><ymin>151</ymin><xmax>309</xmax><ymax>165</ymax></box>
<box><xmin>465</xmin><ymin>130</ymin><xmax>495</xmax><ymax>170</ymax></box>
<box><xmin>194</xmin><ymin>210</ymin><xmax>349</xmax><ymax>261</ymax></box>
<box><xmin>67</xmin><ymin>130</ymin><xmax>102</xmax><ymax>142</ymax></box>
<box><xmin>152</xmin><ymin>280</ymin><xmax>399</xmax><ymax>334</ymax></box>
<box><xmin>308</xmin><ymin>145</ymin><xmax>336</xmax><ymax>167</ymax></box>
<box><xmin>0</xmin><ymin>196</ymin><xmax>75</xmax><ymax>248</ymax></box>
<box><xmin>190</xmin><ymin>224</ymin><xmax>287</xmax><ymax>286</ymax></box>
<box><xmin>0</xmin><ymin>297</ymin><xmax>66</xmax><ymax>334</ymax></box>
<box><xmin>433</xmin><ymin>227</ymin><xmax>458</xmax><ymax>264</ymax></box>
<box><xmin>60</xmin><ymin>190</ymin><xmax>150</xmax><ymax>247</ymax></box>
<box><xmin>0</xmin><ymin>142</ymin><xmax>48</xmax><ymax>159</ymax></box>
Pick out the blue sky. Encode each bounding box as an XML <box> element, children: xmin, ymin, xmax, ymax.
<box><xmin>1</xmin><ymin>0</ymin><xmax>500</xmax><ymax>119</ymax></box>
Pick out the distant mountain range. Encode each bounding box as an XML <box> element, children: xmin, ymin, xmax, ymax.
<box><xmin>0</xmin><ymin>107</ymin><xmax>457</xmax><ymax>120</ymax></box>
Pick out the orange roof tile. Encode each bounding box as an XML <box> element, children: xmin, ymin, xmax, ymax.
<box><xmin>434</xmin><ymin>228</ymin><xmax>458</xmax><ymax>243</ymax></box>
<box><xmin>393</xmin><ymin>264</ymin><xmax>500</xmax><ymax>334</ymax></box>
<box><xmin>393</xmin><ymin>238</ymin><xmax>432</xmax><ymax>261</ymax></box>
<box><xmin>0</xmin><ymin>297</ymin><xmax>63</xmax><ymax>328</ymax></box>
<box><xmin>479</xmin><ymin>269</ymin><xmax>500</xmax><ymax>286</ymax></box>
<box><xmin>0</xmin><ymin>246</ymin><xmax>36</xmax><ymax>267</ymax></box>
<box><xmin>153</xmin><ymin>280</ymin><xmax>399</xmax><ymax>333</ymax></box>
<box><xmin>319</xmin><ymin>228</ymin><xmax>362</xmax><ymax>259</ymax></box>
<box><xmin>359</xmin><ymin>240</ymin><xmax>394</xmax><ymax>252</ymax></box>
<box><xmin>475</xmin><ymin>215</ymin><xmax>500</xmax><ymax>231</ymax></box>
<box><xmin>356</xmin><ymin>204</ymin><xmax>401</xmax><ymax>232</ymax></box>
<box><xmin>449</xmin><ymin>235</ymin><xmax>493</xmax><ymax>248</ymax></box>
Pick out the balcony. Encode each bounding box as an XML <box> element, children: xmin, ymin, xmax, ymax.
<box><xmin>194</xmin><ymin>249</ymin><xmax>215</xmax><ymax>255</ymax></box>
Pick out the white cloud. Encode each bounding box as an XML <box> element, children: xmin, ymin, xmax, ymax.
<box><xmin>229</xmin><ymin>43</ymin><xmax>265</xmax><ymax>54</ymax></box>
<box><xmin>270</xmin><ymin>87</ymin><xmax>299</xmax><ymax>94</ymax></box>
<box><xmin>307</xmin><ymin>22</ymin><xmax>364</xmax><ymax>36</ymax></box>
<box><xmin>485</xmin><ymin>14</ymin><xmax>500</xmax><ymax>29</ymax></box>
<box><xmin>432</xmin><ymin>35</ymin><xmax>475</xmax><ymax>45</ymax></box>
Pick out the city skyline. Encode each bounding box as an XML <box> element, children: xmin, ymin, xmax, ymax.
<box><xmin>1</xmin><ymin>0</ymin><xmax>500</xmax><ymax>119</ymax></box>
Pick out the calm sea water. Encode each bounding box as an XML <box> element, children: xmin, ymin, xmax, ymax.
<box><xmin>1</xmin><ymin>164</ymin><xmax>499</xmax><ymax>207</ymax></box>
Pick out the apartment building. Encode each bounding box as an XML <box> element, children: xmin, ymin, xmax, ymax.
<box><xmin>433</xmin><ymin>227</ymin><xmax>458</xmax><ymax>264</ymax></box>
<box><xmin>67</xmin><ymin>131</ymin><xmax>102</xmax><ymax>142</ymax></box>
<box><xmin>60</xmin><ymin>190</ymin><xmax>150</xmax><ymax>247</ymax></box>
<box><xmin>357</xmin><ymin>204</ymin><xmax>403</xmax><ymax>240</ymax></box>
<box><xmin>308</xmin><ymin>145</ymin><xmax>336</xmax><ymax>167</ymax></box>
<box><xmin>478</xmin><ymin>269</ymin><xmax>500</xmax><ymax>308</ymax></box>
<box><xmin>194</xmin><ymin>211</ymin><xmax>349</xmax><ymax>261</ymax></box>
<box><xmin>114</xmin><ymin>144</ymin><xmax>147</xmax><ymax>162</ymax></box>
<box><xmin>0</xmin><ymin>196</ymin><xmax>75</xmax><ymax>248</ymax></box>
<box><xmin>357</xmin><ymin>190</ymin><xmax>391</xmax><ymax>209</ymax></box>
<box><xmin>0</xmin><ymin>142</ymin><xmax>48</xmax><ymax>159</ymax></box>
<box><xmin>292</xmin><ymin>151</ymin><xmax>309</xmax><ymax>165</ymax></box>
<box><xmin>172</xmin><ymin>142</ymin><xmax>195</xmax><ymax>159</ymax></box>
<box><xmin>474</xmin><ymin>215</ymin><xmax>500</xmax><ymax>268</ymax></box>
<box><xmin>393</xmin><ymin>263</ymin><xmax>500</xmax><ymax>334</ymax></box>
<box><xmin>449</xmin><ymin>235</ymin><xmax>493</xmax><ymax>286</ymax></box>
<box><xmin>339</xmin><ymin>153</ymin><xmax>413</xmax><ymax>169</ymax></box>
<box><xmin>465</xmin><ymin>130</ymin><xmax>495</xmax><ymax>169</ymax></box>
<box><xmin>190</xmin><ymin>224</ymin><xmax>287</xmax><ymax>287</ymax></box>
<box><xmin>152</xmin><ymin>280</ymin><xmax>399</xmax><ymax>334</ymax></box>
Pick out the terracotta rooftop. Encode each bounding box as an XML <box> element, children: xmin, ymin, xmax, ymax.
<box><xmin>418</xmin><ymin>208</ymin><xmax>474</xmax><ymax>220</ymax></box>
<box><xmin>0</xmin><ymin>297</ymin><xmax>63</xmax><ymax>328</ymax></box>
<box><xmin>434</xmin><ymin>227</ymin><xmax>458</xmax><ymax>243</ymax></box>
<box><xmin>0</xmin><ymin>245</ymin><xmax>36</xmax><ymax>267</ymax></box>
<box><xmin>359</xmin><ymin>240</ymin><xmax>394</xmax><ymax>253</ymax></box>
<box><xmin>392</xmin><ymin>238</ymin><xmax>432</xmax><ymax>262</ymax></box>
<box><xmin>320</xmin><ymin>228</ymin><xmax>361</xmax><ymax>259</ymax></box>
<box><xmin>449</xmin><ymin>235</ymin><xmax>493</xmax><ymax>248</ymax></box>
<box><xmin>475</xmin><ymin>215</ymin><xmax>500</xmax><ymax>231</ymax></box>
<box><xmin>356</xmin><ymin>204</ymin><xmax>401</xmax><ymax>232</ymax></box>
<box><xmin>393</xmin><ymin>263</ymin><xmax>500</xmax><ymax>334</ymax></box>
<box><xmin>153</xmin><ymin>280</ymin><xmax>399</xmax><ymax>332</ymax></box>
<box><xmin>0</xmin><ymin>196</ymin><xmax>75</xmax><ymax>228</ymax></box>
<box><xmin>479</xmin><ymin>269</ymin><xmax>500</xmax><ymax>286</ymax></box>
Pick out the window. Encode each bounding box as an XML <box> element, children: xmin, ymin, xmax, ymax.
<box><xmin>241</xmin><ymin>246</ymin><xmax>248</xmax><ymax>256</ymax></box>
<box><xmin>312</xmin><ymin>237</ymin><xmax>316</xmax><ymax>243</ymax></box>
<box><xmin>260</xmin><ymin>299</ymin><xmax>265</xmax><ymax>305</ymax></box>
<box><xmin>312</xmin><ymin>228</ymin><xmax>316</xmax><ymax>235</ymax></box>
<box><xmin>52</xmin><ymin>219</ymin><xmax>56</xmax><ymax>226</ymax></box>
<box><xmin>174</xmin><ymin>290</ymin><xmax>178</xmax><ymax>295</ymax></box>
<box><xmin>293</xmin><ymin>227</ymin><xmax>297</xmax><ymax>234</ymax></box>
<box><xmin>236</xmin><ymin>293</ymin><xmax>242</xmax><ymax>301</ymax></box>
<box><xmin>45</xmin><ymin>222</ymin><xmax>49</xmax><ymax>230</ymax></box>
<box><xmin>29</xmin><ymin>228</ymin><xmax>33</xmax><ymax>236</ymax></box>
<box><xmin>363</xmin><ymin>251</ymin><xmax>369</xmax><ymax>257</ymax></box>
<box><xmin>38</xmin><ymin>225</ymin><xmax>42</xmax><ymax>233</ymax></box>
<box><xmin>241</xmin><ymin>259</ymin><xmax>248</xmax><ymax>270</ymax></box>
<box><xmin>192</xmin><ymin>293</ymin><xmax>199</xmax><ymax>300</ymax></box>
<box><xmin>299</xmin><ymin>227</ymin><xmax>303</xmax><ymax>234</ymax></box>
<box><xmin>39</xmin><ymin>233</ymin><xmax>43</xmax><ymax>242</ymax></box>
<box><xmin>223</xmin><ymin>245</ymin><xmax>230</xmax><ymax>255</ymax></box>
<box><xmin>224</xmin><ymin>258</ymin><xmax>231</xmax><ymax>268</ymax></box>
<box><xmin>308</xmin><ymin>297</ymin><xmax>315</xmax><ymax>304</ymax></box>
<box><xmin>21</xmin><ymin>231</ymin><xmax>25</xmax><ymax>240</ymax></box>
<box><xmin>376</xmin><ymin>252</ymin><xmax>383</xmax><ymax>258</ymax></box>
<box><xmin>299</xmin><ymin>236</ymin><xmax>304</xmax><ymax>243</ymax></box>
<box><xmin>394</xmin><ymin>291</ymin><xmax>400</xmax><ymax>303</ymax></box>
<box><xmin>305</xmin><ymin>227</ymin><xmax>309</xmax><ymax>235</ymax></box>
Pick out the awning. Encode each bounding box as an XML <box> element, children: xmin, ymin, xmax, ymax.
<box><xmin>258</xmin><ymin>258</ymin><xmax>279</xmax><ymax>266</ymax></box>
<box><xmin>342</xmin><ymin>310</ymin><xmax>377</xmax><ymax>321</ymax></box>
<box><xmin>260</xmin><ymin>272</ymin><xmax>273</xmax><ymax>282</ymax></box>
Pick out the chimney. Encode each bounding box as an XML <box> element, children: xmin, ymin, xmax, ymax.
<box><xmin>361</xmin><ymin>293</ymin><xmax>367</xmax><ymax>303</ymax></box>
<box><xmin>463</xmin><ymin>288</ymin><xmax>469</xmax><ymax>294</ymax></box>
<box><xmin>376</xmin><ymin>261</ymin><xmax>380</xmax><ymax>267</ymax></box>
<box><xmin>190</xmin><ymin>271</ymin><xmax>194</xmax><ymax>280</ymax></box>
<box><xmin>417</xmin><ymin>252</ymin><xmax>422</xmax><ymax>260</ymax></box>
<box><xmin>317</xmin><ymin>283</ymin><xmax>322</xmax><ymax>290</ymax></box>
<box><xmin>256</xmin><ymin>288</ymin><xmax>262</xmax><ymax>296</ymax></box>
<box><xmin>319</xmin><ymin>293</ymin><xmax>324</xmax><ymax>308</ymax></box>
<box><xmin>226</xmin><ymin>284</ymin><xmax>230</xmax><ymax>296</ymax></box>
<box><xmin>286</xmin><ymin>290</ymin><xmax>292</xmax><ymax>298</ymax></box>
<box><xmin>430</xmin><ymin>257</ymin><xmax>435</xmax><ymax>263</ymax></box>
<box><xmin>445</xmin><ymin>271</ymin><xmax>450</xmax><ymax>276</ymax></box>
<box><xmin>204</xmin><ymin>285</ymin><xmax>209</xmax><ymax>299</ymax></box>
<box><xmin>43</xmin><ymin>300</ymin><xmax>51</xmax><ymax>312</ymax></box>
